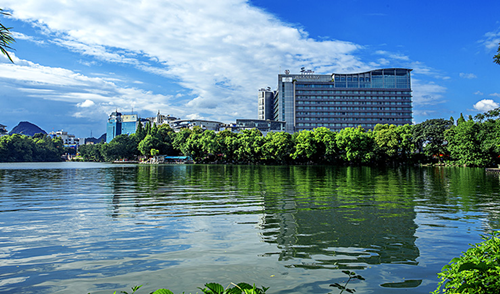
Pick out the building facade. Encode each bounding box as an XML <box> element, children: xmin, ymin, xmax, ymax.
<box><xmin>273</xmin><ymin>68</ymin><xmax>413</xmax><ymax>132</ymax></box>
<box><xmin>258</xmin><ymin>88</ymin><xmax>276</xmax><ymax>120</ymax></box>
<box><xmin>49</xmin><ymin>130</ymin><xmax>85</xmax><ymax>147</ymax></box>
<box><xmin>106</xmin><ymin>112</ymin><xmax>139</xmax><ymax>143</ymax></box>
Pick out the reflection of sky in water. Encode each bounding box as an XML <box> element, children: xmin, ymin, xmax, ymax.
<box><xmin>0</xmin><ymin>163</ymin><xmax>498</xmax><ymax>293</ymax></box>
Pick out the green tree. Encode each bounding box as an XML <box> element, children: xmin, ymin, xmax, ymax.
<box><xmin>413</xmin><ymin>118</ymin><xmax>453</xmax><ymax>158</ymax></box>
<box><xmin>235</xmin><ymin>129</ymin><xmax>264</xmax><ymax>163</ymax></box>
<box><xmin>215</xmin><ymin>129</ymin><xmax>239</xmax><ymax>162</ymax></box>
<box><xmin>445</xmin><ymin>120</ymin><xmax>490</xmax><ymax>166</ymax></box>
<box><xmin>313</xmin><ymin>127</ymin><xmax>336</xmax><ymax>163</ymax></box>
<box><xmin>137</xmin><ymin>134</ymin><xmax>161</xmax><ymax>157</ymax></box>
<box><xmin>78</xmin><ymin>143</ymin><xmax>104</xmax><ymax>161</ymax></box>
<box><xmin>0</xmin><ymin>8</ymin><xmax>15</xmax><ymax>63</ymax></box>
<box><xmin>457</xmin><ymin>113</ymin><xmax>466</xmax><ymax>125</ymax></box>
<box><xmin>336</xmin><ymin>126</ymin><xmax>374</xmax><ymax>164</ymax></box>
<box><xmin>156</xmin><ymin>124</ymin><xmax>175</xmax><ymax>155</ymax></box>
<box><xmin>374</xmin><ymin>124</ymin><xmax>400</xmax><ymax>161</ymax></box>
<box><xmin>373</xmin><ymin>124</ymin><xmax>415</xmax><ymax>163</ymax></box>
<box><xmin>135</xmin><ymin>121</ymin><xmax>146</xmax><ymax>142</ymax></box>
<box><xmin>199</xmin><ymin>130</ymin><xmax>219</xmax><ymax>161</ymax></box>
<box><xmin>494</xmin><ymin>42</ymin><xmax>500</xmax><ymax>65</ymax></box>
<box><xmin>477</xmin><ymin>118</ymin><xmax>500</xmax><ymax>165</ymax></box>
<box><xmin>291</xmin><ymin>130</ymin><xmax>318</xmax><ymax>162</ymax></box>
<box><xmin>394</xmin><ymin>124</ymin><xmax>415</xmax><ymax>161</ymax></box>
<box><xmin>262</xmin><ymin>131</ymin><xmax>294</xmax><ymax>164</ymax></box>
<box><xmin>32</xmin><ymin>134</ymin><xmax>64</xmax><ymax>162</ymax></box>
<box><xmin>172</xmin><ymin>128</ymin><xmax>193</xmax><ymax>155</ymax></box>
<box><xmin>0</xmin><ymin>134</ymin><xmax>34</xmax><ymax>162</ymax></box>
<box><xmin>101</xmin><ymin>134</ymin><xmax>137</xmax><ymax>161</ymax></box>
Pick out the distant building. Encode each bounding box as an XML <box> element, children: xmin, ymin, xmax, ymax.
<box><xmin>258</xmin><ymin>88</ymin><xmax>276</xmax><ymax>120</ymax></box>
<box><xmin>49</xmin><ymin>130</ymin><xmax>85</xmax><ymax>147</ymax></box>
<box><xmin>235</xmin><ymin>119</ymin><xmax>285</xmax><ymax>135</ymax></box>
<box><xmin>144</xmin><ymin>111</ymin><xmax>179</xmax><ymax>125</ymax></box>
<box><xmin>106</xmin><ymin>111</ymin><xmax>140</xmax><ymax>143</ymax></box>
<box><xmin>168</xmin><ymin>119</ymin><xmax>224</xmax><ymax>132</ymax></box>
<box><xmin>268</xmin><ymin>68</ymin><xmax>413</xmax><ymax>133</ymax></box>
<box><xmin>0</xmin><ymin>124</ymin><xmax>7</xmax><ymax>137</ymax></box>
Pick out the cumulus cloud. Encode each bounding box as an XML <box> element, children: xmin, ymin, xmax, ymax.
<box><xmin>2</xmin><ymin>0</ymin><xmax>367</xmax><ymax>124</ymax></box>
<box><xmin>473</xmin><ymin>99</ymin><xmax>499</xmax><ymax>112</ymax></box>
<box><xmin>460</xmin><ymin>73</ymin><xmax>477</xmax><ymax>79</ymax></box>
<box><xmin>0</xmin><ymin>57</ymin><xmax>182</xmax><ymax>120</ymax></box>
<box><xmin>77</xmin><ymin>100</ymin><xmax>95</xmax><ymax>108</ymax></box>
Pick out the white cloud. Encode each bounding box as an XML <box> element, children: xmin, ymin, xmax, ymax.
<box><xmin>3</xmin><ymin>0</ymin><xmax>365</xmax><ymax>123</ymax></box>
<box><xmin>490</xmin><ymin>93</ymin><xmax>500</xmax><ymax>97</ymax></box>
<box><xmin>11</xmin><ymin>32</ymin><xmax>46</xmax><ymax>45</ymax></box>
<box><xmin>474</xmin><ymin>91</ymin><xmax>484</xmax><ymax>95</ymax></box>
<box><xmin>411</xmin><ymin>79</ymin><xmax>447</xmax><ymax>106</ymax></box>
<box><xmin>459</xmin><ymin>73</ymin><xmax>477</xmax><ymax>79</ymax></box>
<box><xmin>0</xmin><ymin>57</ymin><xmax>182</xmax><ymax>121</ymax></box>
<box><xmin>481</xmin><ymin>28</ymin><xmax>500</xmax><ymax>50</ymax></box>
<box><xmin>374</xmin><ymin>50</ymin><xmax>410</xmax><ymax>61</ymax></box>
<box><xmin>77</xmin><ymin>100</ymin><xmax>95</xmax><ymax>108</ymax></box>
<box><xmin>473</xmin><ymin>99</ymin><xmax>499</xmax><ymax>112</ymax></box>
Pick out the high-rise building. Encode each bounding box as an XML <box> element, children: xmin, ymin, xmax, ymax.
<box><xmin>106</xmin><ymin>112</ymin><xmax>139</xmax><ymax>143</ymax></box>
<box><xmin>271</xmin><ymin>68</ymin><xmax>413</xmax><ymax>132</ymax></box>
<box><xmin>258</xmin><ymin>88</ymin><xmax>276</xmax><ymax>120</ymax></box>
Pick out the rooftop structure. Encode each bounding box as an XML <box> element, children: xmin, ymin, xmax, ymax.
<box><xmin>168</xmin><ymin>119</ymin><xmax>225</xmax><ymax>132</ymax></box>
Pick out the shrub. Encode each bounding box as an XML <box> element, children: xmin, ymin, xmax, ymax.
<box><xmin>432</xmin><ymin>232</ymin><xmax>500</xmax><ymax>293</ymax></box>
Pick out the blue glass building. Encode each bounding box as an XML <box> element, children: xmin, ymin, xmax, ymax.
<box><xmin>106</xmin><ymin>112</ymin><xmax>139</xmax><ymax>143</ymax></box>
<box><xmin>274</xmin><ymin>68</ymin><xmax>413</xmax><ymax>132</ymax></box>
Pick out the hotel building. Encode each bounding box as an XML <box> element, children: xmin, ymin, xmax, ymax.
<box><xmin>271</xmin><ymin>68</ymin><xmax>412</xmax><ymax>132</ymax></box>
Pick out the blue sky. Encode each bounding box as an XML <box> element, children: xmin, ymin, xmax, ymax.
<box><xmin>1</xmin><ymin>0</ymin><xmax>499</xmax><ymax>138</ymax></box>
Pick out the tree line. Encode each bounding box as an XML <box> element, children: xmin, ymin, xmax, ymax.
<box><xmin>2</xmin><ymin>109</ymin><xmax>500</xmax><ymax>166</ymax></box>
<box><xmin>76</xmin><ymin>110</ymin><xmax>500</xmax><ymax>167</ymax></box>
<box><xmin>0</xmin><ymin>133</ymin><xmax>65</xmax><ymax>162</ymax></box>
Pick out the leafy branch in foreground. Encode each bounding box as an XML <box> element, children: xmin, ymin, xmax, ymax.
<box><xmin>432</xmin><ymin>231</ymin><xmax>500</xmax><ymax>293</ymax></box>
<box><xmin>329</xmin><ymin>270</ymin><xmax>365</xmax><ymax>293</ymax></box>
<box><xmin>0</xmin><ymin>8</ymin><xmax>15</xmax><ymax>63</ymax></box>
<box><xmin>98</xmin><ymin>282</ymin><xmax>268</xmax><ymax>294</ymax></box>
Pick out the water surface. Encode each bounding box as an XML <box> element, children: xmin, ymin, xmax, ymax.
<box><xmin>0</xmin><ymin>163</ymin><xmax>498</xmax><ymax>293</ymax></box>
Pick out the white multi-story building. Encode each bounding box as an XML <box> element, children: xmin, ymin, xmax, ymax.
<box><xmin>49</xmin><ymin>130</ymin><xmax>85</xmax><ymax>147</ymax></box>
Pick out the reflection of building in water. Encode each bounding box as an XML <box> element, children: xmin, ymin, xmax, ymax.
<box><xmin>258</xmin><ymin>168</ymin><xmax>419</xmax><ymax>269</ymax></box>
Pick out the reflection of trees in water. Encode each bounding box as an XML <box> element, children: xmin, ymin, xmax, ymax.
<box><xmin>258</xmin><ymin>166</ymin><xmax>420</xmax><ymax>270</ymax></box>
<box><xmin>104</xmin><ymin>164</ymin><xmax>500</xmax><ymax>248</ymax></box>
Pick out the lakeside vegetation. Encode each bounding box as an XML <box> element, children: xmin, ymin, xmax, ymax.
<box><xmin>3</xmin><ymin>109</ymin><xmax>500</xmax><ymax>167</ymax></box>
<box><xmin>0</xmin><ymin>133</ymin><xmax>65</xmax><ymax>162</ymax></box>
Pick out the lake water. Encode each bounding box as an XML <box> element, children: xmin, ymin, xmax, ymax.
<box><xmin>0</xmin><ymin>163</ymin><xmax>499</xmax><ymax>294</ymax></box>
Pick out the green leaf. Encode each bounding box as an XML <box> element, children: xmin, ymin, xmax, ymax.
<box><xmin>152</xmin><ymin>289</ymin><xmax>174</xmax><ymax>294</ymax></box>
<box><xmin>204</xmin><ymin>283</ymin><xmax>225</xmax><ymax>294</ymax></box>
<box><xmin>458</xmin><ymin>262</ymin><xmax>489</xmax><ymax>272</ymax></box>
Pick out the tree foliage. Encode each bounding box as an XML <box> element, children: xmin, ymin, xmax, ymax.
<box><xmin>494</xmin><ymin>42</ymin><xmax>500</xmax><ymax>65</ymax></box>
<box><xmin>0</xmin><ymin>133</ymin><xmax>63</xmax><ymax>162</ymax></box>
<box><xmin>0</xmin><ymin>8</ymin><xmax>15</xmax><ymax>63</ymax></box>
<box><xmin>6</xmin><ymin>114</ymin><xmax>500</xmax><ymax>167</ymax></box>
<box><xmin>432</xmin><ymin>232</ymin><xmax>500</xmax><ymax>294</ymax></box>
